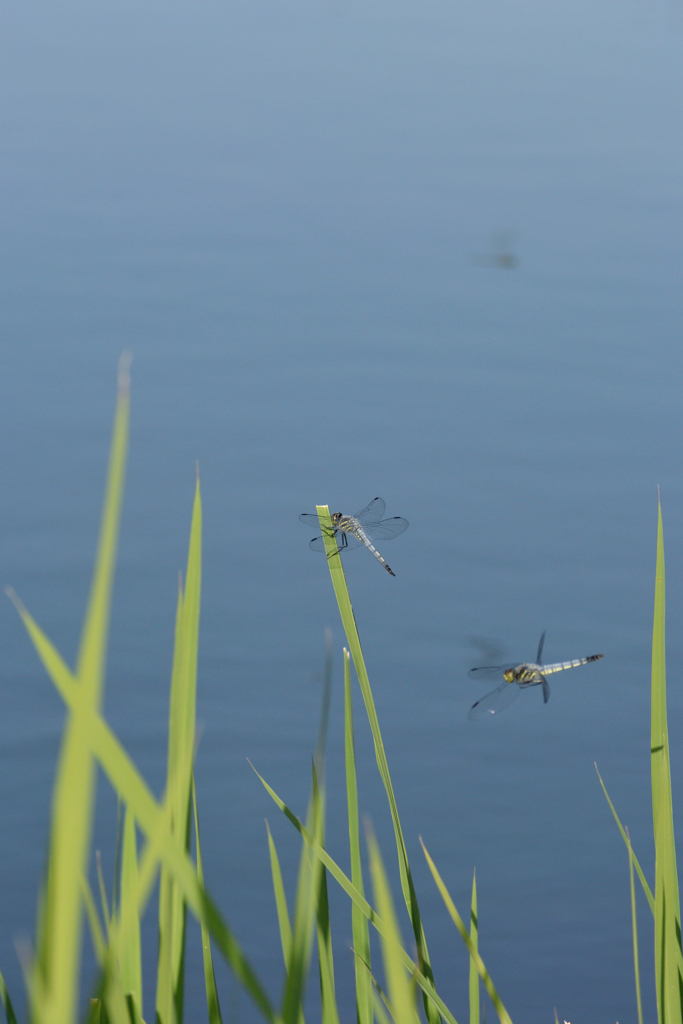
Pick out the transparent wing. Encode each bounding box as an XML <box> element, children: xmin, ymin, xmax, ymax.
<box><xmin>467</xmin><ymin>664</ymin><xmax>515</xmax><ymax>679</ymax></box>
<box><xmin>536</xmin><ymin>630</ymin><xmax>546</xmax><ymax>665</ymax></box>
<box><xmin>309</xmin><ymin>535</ymin><xmax>335</xmax><ymax>553</ymax></box>
<box><xmin>354</xmin><ymin>497</ymin><xmax>386</xmax><ymax>525</ymax></box>
<box><xmin>300</xmin><ymin>513</ymin><xmax>323</xmax><ymax>528</ymax></box>
<box><xmin>363</xmin><ymin>517</ymin><xmax>410</xmax><ymax>542</ymax></box>
<box><xmin>542</xmin><ymin>677</ymin><xmax>550</xmax><ymax>704</ymax></box>
<box><xmin>468</xmin><ymin>682</ymin><xmax>520</xmax><ymax>721</ymax></box>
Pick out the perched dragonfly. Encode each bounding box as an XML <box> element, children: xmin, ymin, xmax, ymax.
<box><xmin>468</xmin><ymin>632</ymin><xmax>603</xmax><ymax>720</ymax></box>
<box><xmin>299</xmin><ymin>497</ymin><xmax>408</xmax><ymax>576</ymax></box>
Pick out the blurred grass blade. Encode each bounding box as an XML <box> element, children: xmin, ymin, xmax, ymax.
<box><xmin>157</xmin><ymin>578</ymin><xmax>185</xmax><ymax>1024</ymax></box>
<box><xmin>469</xmin><ymin>871</ymin><xmax>479</xmax><ymax>1024</ymax></box>
<box><xmin>595</xmin><ymin>765</ymin><xmax>654</xmax><ymax>915</ymax></box>
<box><xmin>313</xmin><ymin>770</ymin><xmax>340</xmax><ymax>1024</ymax></box>
<box><xmin>651</xmin><ymin>504</ymin><xmax>683</xmax><ymax>1024</ymax></box>
<box><xmin>280</xmin><ymin>765</ymin><xmax>325</xmax><ymax>1024</ymax></box>
<box><xmin>367</xmin><ymin>827</ymin><xmax>421</xmax><ymax>1024</ymax></box>
<box><xmin>0</xmin><ymin>966</ymin><xmax>19</xmax><ymax>1024</ymax></box>
<box><xmin>654</xmin><ymin>736</ymin><xmax>683</xmax><ymax>1024</ymax></box>
<box><xmin>651</xmin><ymin>501</ymin><xmax>668</xmax><ymax>834</ymax></box>
<box><xmin>157</xmin><ymin>475</ymin><xmax>202</xmax><ymax>1024</ymax></box>
<box><xmin>193</xmin><ymin>778</ymin><xmax>223</xmax><ymax>1024</ymax></box>
<box><xmin>315</xmin><ymin>627</ymin><xmax>334</xmax><ymax>773</ymax></box>
<box><xmin>13</xmin><ymin>358</ymin><xmax>130</xmax><ymax>1024</ymax></box>
<box><xmin>95</xmin><ymin>852</ymin><xmax>111</xmax><ymax>943</ymax></box>
<box><xmin>119</xmin><ymin>806</ymin><xmax>143</xmax><ymax>1015</ymax></box>
<box><xmin>626</xmin><ymin>829</ymin><xmax>644</xmax><ymax>1024</ymax></box>
<box><xmin>420</xmin><ymin>839</ymin><xmax>512</xmax><ymax>1024</ymax></box>
<box><xmin>251</xmin><ymin>763</ymin><xmax>458</xmax><ymax>1024</ymax></box>
<box><xmin>371</xmin><ymin>987</ymin><xmax>394</xmax><ymax>1024</ymax></box>
<box><xmin>80</xmin><ymin>875</ymin><xmax>107</xmax><ymax>967</ymax></box>
<box><xmin>344</xmin><ymin>648</ymin><xmax>372</xmax><ymax>1024</ymax></box>
<box><xmin>316</xmin><ymin>504</ymin><xmax>438</xmax><ymax>1024</ymax></box>
<box><xmin>266</xmin><ymin>821</ymin><xmax>293</xmax><ymax>965</ymax></box>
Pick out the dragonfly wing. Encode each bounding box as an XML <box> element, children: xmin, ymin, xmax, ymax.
<box><xmin>309</xmin><ymin>535</ymin><xmax>338</xmax><ymax>553</ymax></box>
<box><xmin>542</xmin><ymin>677</ymin><xmax>550</xmax><ymax>704</ymax></box>
<box><xmin>300</xmin><ymin>513</ymin><xmax>324</xmax><ymax>527</ymax></box>
<box><xmin>364</xmin><ymin>517</ymin><xmax>410</xmax><ymax>542</ymax></box>
<box><xmin>536</xmin><ymin>630</ymin><xmax>546</xmax><ymax>664</ymax></box>
<box><xmin>468</xmin><ymin>682</ymin><xmax>520</xmax><ymax>720</ymax></box>
<box><xmin>354</xmin><ymin>497</ymin><xmax>386</xmax><ymax>525</ymax></box>
<box><xmin>468</xmin><ymin>664</ymin><xmax>515</xmax><ymax>678</ymax></box>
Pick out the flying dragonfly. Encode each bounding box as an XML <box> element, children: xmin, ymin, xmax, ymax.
<box><xmin>468</xmin><ymin>631</ymin><xmax>603</xmax><ymax>720</ymax></box>
<box><xmin>299</xmin><ymin>497</ymin><xmax>408</xmax><ymax>576</ymax></box>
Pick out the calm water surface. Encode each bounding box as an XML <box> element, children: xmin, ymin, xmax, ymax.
<box><xmin>2</xmin><ymin>1</ymin><xmax>683</xmax><ymax>1021</ymax></box>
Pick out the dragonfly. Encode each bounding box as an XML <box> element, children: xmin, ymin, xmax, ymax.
<box><xmin>468</xmin><ymin>631</ymin><xmax>603</xmax><ymax>720</ymax></box>
<box><xmin>299</xmin><ymin>497</ymin><xmax>409</xmax><ymax>576</ymax></box>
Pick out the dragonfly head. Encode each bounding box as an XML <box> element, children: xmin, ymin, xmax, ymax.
<box><xmin>503</xmin><ymin>668</ymin><xmax>515</xmax><ymax>683</ymax></box>
<box><xmin>331</xmin><ymin>512</ymin><xmax>343</xmax><ymax>524</ymax></box>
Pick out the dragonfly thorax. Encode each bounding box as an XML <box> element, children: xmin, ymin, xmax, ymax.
<box><xmin>508</xmin><ymin>663</ymin><xmax>545</xmax><ymax>686</ymax></box>
<box><xmin>335</xmin><ymin>514</ymin><xmax>360</xmax><ymax>533</ymax></box>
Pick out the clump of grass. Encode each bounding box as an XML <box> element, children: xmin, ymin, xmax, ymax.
<box><xmin>1</xmin><ymin>364</ymin><xmax>509</xmax><ymax>1024</ymax></box>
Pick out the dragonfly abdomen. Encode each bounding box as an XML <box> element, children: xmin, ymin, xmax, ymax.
<box><xmin>355</xmin><ymin>527</ymin><xmax>396</xmax><ymax>576</ymax></box>
<box><xmin>541</xmin><ymin>654</ymin><xmax>604</xmax><ymax>675</ymax></box>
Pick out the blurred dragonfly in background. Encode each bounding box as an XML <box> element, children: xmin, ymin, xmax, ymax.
<box><xmin>299</xmin><ymin>496</ymin><xmax>409</xmax><ymax>576</ymax></box>
<box><xmin>468</xmin><ymin>631</ymin><xmax>603</xmax><ymax>720</ymax></box>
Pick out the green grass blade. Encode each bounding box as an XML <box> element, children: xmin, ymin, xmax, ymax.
<box><xmin>316</xmin><ymin>872</ymin><xmax>339</xmax><ymax>1024</ymax></box>
<box><xmin>594</xmin><ymin>765</ymin><xmax>655</xmax><ymax>915</ymax></box>
<box><xmin>80</xmin><ymin>875</ymin><xmax>107</xmax><ymax>967</ymax></box>
<box><xmin>371</xmin><ymin>987</ymin><xmax>394</xmax><ymax>1024</ymax></box>
<box><xmin>626</xmin><ymin>829</ymin><xmax>644</xmax><ymax>1024</ymax></box>
<box><xmin>280</xmin><ymin>767</ymin><xmax>325</xmax><ymax>1024</ymax></box>
<box><xmin>250</xmin><ymin>763</ymin><xmax>458</xmax><ymax>1024</ymax></box>
<box><xmin>420</xmin><ymin>839</ymin><xmax>512</xmax><ymax>1024</ymax></box>
<box><xmin>343</xmin><ymin>648</ymin><xmax>372</xmax><ymax>1024</ymax></box>
<box><xmin>0</xmin><ymin>966</ymin><xmax>19</xmax><ymax>1024</ymax></box>
<box><xmin>316</xmin><ymin>815</ymin><xmax>340</xmax><ymax>1024</ymax></box>
<box><xmin>96</xmin><ymin>851</ymin><xmax>112</xmax><ymax>936</ymax></box>
<box><xmin>157</xmin><ymin>579</ymin><xmax>185</xmax><ymax>1024</ymax></box>
<box><xmin>157</xmin><ymin>476</ymin><xmax>202</xmax><ymax>1024</ymax></box>
<box><xmin>652</xmin><ymin>501</ymin><xmax>668</xmax><ymax>834</ymax></box>
<box><xmin>311</xmin><ymin>761</ymin><xmax>339</xmax><ymax>1024</ymax></box>
<box><xmin>651</xmin><ymin>505</ymin><xmax>683</xmax><ymax>1024</ymax></box>
<box><xmin>102</xmin><ymin>951</ymin><xmax>140</xmax><ymax>1024</ymax></box>
<box><xmin>367</xmin><ymin>828</ymin><xmax>421</xmax><ymax>1024</ymax></box>
<box><xmin>18</xmin><ymin>358</ymin><xmax>130</xmax><ymax>1024</ymax></box>
<box><xmin>469</xmin><ymin>870</ymin><xmax>479</xmax><ymax>1024</ymax></box>
<box><xmin>655</xmin><ymin>737</ymin><xmax>683</xmax><ymax>1024</ymax></box>
<box><xmin>266</xmin><ymin>820</ymin><xmax>294</xmax><ymax>965</ymax></box>
<box><xmin>119</xmin><ymin>806</ymin><xmax>143</xmax><ymax>1014</ymax></box>
<box><xmin>315</xmin><ymin>505</ymin><xmax>438</xmax><ymax>1024</ymax></box>
<box><xmin>193</xmin><ymin>778</ymin><xmax>224</xmax><ymax>1024</ymax></box>
<box><xmin>315</xmin><ymin>627</ymin><xmax>334</xmax><ymax>773</ymax></box>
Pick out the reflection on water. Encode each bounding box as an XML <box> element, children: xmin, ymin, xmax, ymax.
<box><xmin>471</xmin><ymin>231</ymin><xmax>520</xmax><ymax>269</ymax></box>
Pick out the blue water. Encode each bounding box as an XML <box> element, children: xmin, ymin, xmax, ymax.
<box><xmin>2</xmin><ymin>1</ymin><xmax>683</xmax><ymax>1021</ymax></box>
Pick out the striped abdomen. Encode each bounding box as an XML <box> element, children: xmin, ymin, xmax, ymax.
<box><xmin>511</xmin><ymin>653</ymin><xmax>603</xmax><ymax>684</ymax></box>
<box><xmin>355</xmin><ymin>526</ymin><xmax>396</xmax><ymax>576</ymax></box>
<box><xmin>539</xmin><ymin>654</ymin><xmax>604</xmax><ymax>675</ymax></box>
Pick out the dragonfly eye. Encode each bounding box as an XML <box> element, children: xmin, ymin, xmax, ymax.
<box><xmin>503</xmin><ymin>669</ymin><xmax>514</xmax><ymax>683</ymax></box>
<box><xmin>332</xmin><ymin>512</ymin><xmax>342</xmax><ymax>522</ymax></box>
